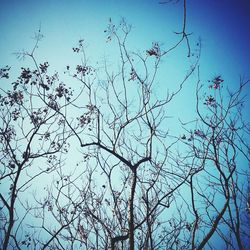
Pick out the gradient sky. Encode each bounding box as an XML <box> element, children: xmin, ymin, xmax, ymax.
<box><xmin>1</xmin><ymin>0</ymin><xmax>250</xmax><ymax>75</ymax></box>
<box><xmin>1</xmin><ymin>0</ymin><xmax>250</xmax><ymax>118</ymax></box>
<box><xmin>1</xmin><ymin>0</ymin><xmax>250</xmax><ymax>247</ymax></box>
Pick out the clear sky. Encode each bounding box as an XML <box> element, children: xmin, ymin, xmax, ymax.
<box><xmin>1</xmin><ymin>0</ymin><xmax>249</xmax><ymax>118</ymax></box>
<box><xmin>1</xmin><ymin>0</ymin><xmax>250</xmax><ymax>247</ymax></box>
<box><xmin>1</xmin><ymin>0</ymin><xmax>250</xmax><ymax>76</ymax></box>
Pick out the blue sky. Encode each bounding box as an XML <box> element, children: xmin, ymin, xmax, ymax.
<box><xmin>1</xmin><ymin>0</ymin><xmax>249</xmax><ymax>76</ymax></box>
<box><xmin>1</xmin><ymin>0</ymin><xmax>250</xmax><ymax>247</ymax></box>
<box><xmin>1</xmin><ymin>0</ymin><xmax>249</xmax><ymax>119</ymax></box>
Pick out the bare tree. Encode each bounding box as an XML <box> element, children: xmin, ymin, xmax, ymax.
<box><xmin>180</xmin><ymin>73</ymin><xmax>250</xmax><ymax>249</ymax></box>
<box><xmin>0</xmin><ymin>31</ymin><xmax>75</xmax><ymax>249</ymax></box>
<box><xmin>1</xmin><ymin>1</ymin><xmax>249</xmax><ymax>249</ymax></box>
<box><xmin>20</xmin><ymin>15</ymin><xmax>197</xmax><ymax>248</ymax></box>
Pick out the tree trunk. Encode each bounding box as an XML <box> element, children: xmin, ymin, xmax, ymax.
<box><xmin>128</xmin><ymin>169</ymin><xmax>137</xmax><ymax>250</ymax></box>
